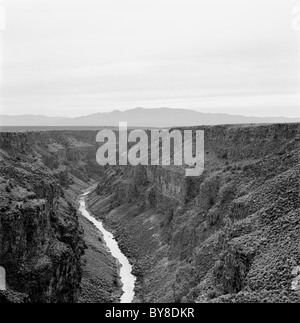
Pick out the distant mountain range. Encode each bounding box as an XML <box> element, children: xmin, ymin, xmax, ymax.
<box><xmin>1</xmin><ymin>108</ymin><xmax>299</xmax><ymax>128</ymax></box>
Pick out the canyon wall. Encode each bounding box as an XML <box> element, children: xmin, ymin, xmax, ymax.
<box><xmin>1</xmin><ymin>124</ymin><xmax>299</xmax><ymax>303</ymax></box>
<box><xmin>0</xmin><ymin>130</ymin><xmax>117</xmax><ymax>303</ymax></box>
<box><xmin>87</xmin><ymin>123</ymin><xmax>300</xmax><ymax>303</ymax></box>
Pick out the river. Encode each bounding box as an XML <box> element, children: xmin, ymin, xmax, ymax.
<box><xmin>79</xmin><ymin>190</ymin><xmax>136</xmax><ymax>303</ymax></box>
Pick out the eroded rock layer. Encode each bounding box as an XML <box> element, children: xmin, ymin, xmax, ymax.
<box><xmin>0</xmin><ymin>130</ymin><xmax>118</xmax><ymax>303</ymax></box>
<box><xmin>1</xmin><ymin>124</ymin><xmax>299</xmax><ymax>303</ymax></box>
<box><xmin>87</xmin><ymin>123</ymin><xmax>300</xmax><ymax>303</ymax></box>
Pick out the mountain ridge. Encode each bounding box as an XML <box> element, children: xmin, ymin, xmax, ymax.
<box><xmin>1</xmin><ymin>107</ymin><xmax>300</xmax><ymax>127</ymax></box>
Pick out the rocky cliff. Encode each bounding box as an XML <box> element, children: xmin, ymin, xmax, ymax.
<box><xmin>87</xmin><ymin>123</ymin><xmax>300</xmax><ymax>303</ymax></box>
<box><xmin>1</xmin><ymin>124</ymin><xmax>299</xmax><ymax>303</ymax></box>
<box><xmin>0</xmin><ymin>130</ymin><xmax>117</xmax><ymax>303</ymax></box>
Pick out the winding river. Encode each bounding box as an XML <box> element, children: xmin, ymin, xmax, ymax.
<box><xmin>79</xmin><ymin>190</ymin><xmax>136</xmax><ymax>303</ymax></box>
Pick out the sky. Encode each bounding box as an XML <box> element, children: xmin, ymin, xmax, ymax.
<box><xmin>0</xmin><ymin>0</ymin><xmax>300</xmax><ymax>117</ymax></box>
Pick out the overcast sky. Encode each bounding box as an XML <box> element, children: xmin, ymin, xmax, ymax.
<box><xmin>0</xmin><ymin>0</ymin><xmax>300</xmax><ymax>117</ymax></box>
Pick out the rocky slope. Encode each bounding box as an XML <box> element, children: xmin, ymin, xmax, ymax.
<box><xmin>1</xmin><ymin>124</ymin><xmax>299</xmax><ymax>303</ymax></box>
<box><xmin>0</xmin><ymin>130</ymin><xmax>119</xmax><ymax>303</ymax></box>
<box><xmin>87</xmin><ymin>123</ymin><xmax>300</xmax><ymax>303</ymax></box>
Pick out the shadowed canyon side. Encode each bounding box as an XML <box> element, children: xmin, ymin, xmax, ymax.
<box><xmin>87</xmin><ymin>123</ymin><xmax>300</xmax><ymax>303</ymax></box>
<box><xmin>0</xmin><ymin>123</ymin><xmax>299</xmax><ymax>303</ymax></box>
<box><xmin>0</xmin><ymin>131</ymin><xmax>120</xmax><ymax>303</ymax></box>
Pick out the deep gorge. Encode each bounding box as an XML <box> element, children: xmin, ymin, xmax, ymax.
<box><xmin>0</xmin><ymin>123</ymin><xmax>299</xmax><ymax>303</ymax></box>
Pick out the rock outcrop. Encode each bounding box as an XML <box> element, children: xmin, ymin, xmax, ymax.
<box><xmin>0</xmin><ymin>130</ymin><xmax>116</xmax><ymax>303</ymax></box>
<box><xmin>1</xmin><ymin>124</ymin><xmax>299</xmax><ymax>303</ymax></box>
<box><xmin>87</xmin><ymin>123</ymin><xmax>300</xmax><ymax>303</ymax></box>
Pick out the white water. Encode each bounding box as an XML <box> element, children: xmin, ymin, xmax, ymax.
<box><xmin>79</xmin><ymin>191</ymin><xmax>136</xmax><ymax>303</ymax></box>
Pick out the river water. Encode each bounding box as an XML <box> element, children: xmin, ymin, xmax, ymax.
<box><xmin>79</xmin><ymin>191</ymin><xmax>136</xmax><ymax>303</ymax></box>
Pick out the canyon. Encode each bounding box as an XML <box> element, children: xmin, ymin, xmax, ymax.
<box><xmin>0</xmin><ymin>123</ymin><xmax>299</xmax><ymax>303</ymax></box>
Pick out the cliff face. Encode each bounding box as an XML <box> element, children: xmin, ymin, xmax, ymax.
<box><xmin>0</xmin><ymin>154</ymin><xmax>83</xmax><ymax>302</ymax></box>
<box><xmin>87</xmin><ymin>123</ymin><xmax>300</xmax><ymax>303</ymax></box>
<box><xmin>0</xmin><ymin>131</ymin><xmax>103</xmax><ymax>303</ymax></box>
<box><xmin>1</xmin><ymin>124</ymin><xmax>299</xmax><ymax>303</ymax></box>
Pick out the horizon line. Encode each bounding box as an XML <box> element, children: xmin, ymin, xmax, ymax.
<box><xmin>1</xmin><ymin>106</ymin><xmax>300</xmax><ymax>119</ymax></box>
